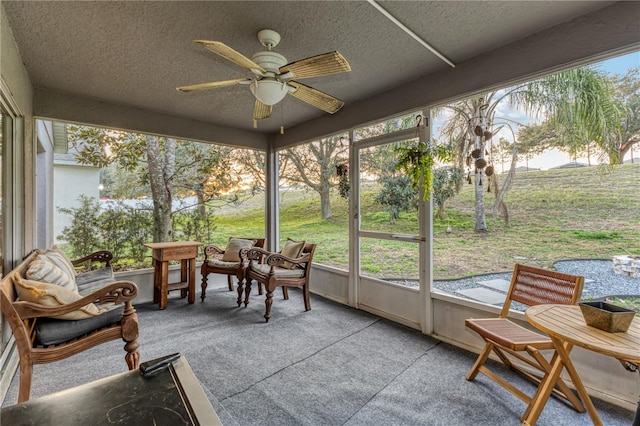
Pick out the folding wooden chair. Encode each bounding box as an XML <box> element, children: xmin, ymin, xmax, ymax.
<box><xmin>465</xmin><ymin>263</ymin><xmax>585</xmax><ymax>421</ymax></box>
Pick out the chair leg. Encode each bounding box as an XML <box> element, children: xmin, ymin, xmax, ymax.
<box><xmin>122</xmin><ymin>302</ymin><xmax>140</xmax><ymax>370</ymax></box>
<box><xmin>264</xmin><ymin>289</ymin><xmax>274</xmax><ymax>322</ymax></box>
<box><xmin>529</xmin><ymin>347</ymin><xmax>585</xmax><ymax>413</ymax></box>
<box><xmin>303</xmin><ymin>284</ymin><xmax>311</xmax><ymax>311</ymax></box>
<box><xmin>466</xmin><ymin>341</ymin><xmax>494</xmax><ymax>381</ymax></box>
<box><xmin>227</xmin><ymin>275</ymin><xmax>234</xmax><ymax>291</ymax></box>
<box><xmin>200</xmin><ymin>270</ymin><xmax>208</xmax><ymax>302</ymax></box>
<box><xmin>237</xmin><ymin>279</ymin><xmax>245</xmax><ymax>307</ymax></box>
<box><xmin>244</xmin><ymin>279</ymin><xmax>252</xmax><ymax>307</ymax></box>
<box><xmin>18</xmin><ymin>360</ymin><xmax>33</xmax><ymax>403</ymax></box>
<box><xmin>258</xmin><ymin>282</ymin><xmax>264</xmax><ymax>295</ymax></box>
<box><xmin>282</xmin><ymin>287</ymin><xmax>289</xmax><ymax>300</ymax></box>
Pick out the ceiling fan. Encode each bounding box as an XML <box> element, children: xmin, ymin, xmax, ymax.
<box><xmin>177</xmin><ymin>29</ymin><xmax>351</xmax><ymax>127</ymax></box>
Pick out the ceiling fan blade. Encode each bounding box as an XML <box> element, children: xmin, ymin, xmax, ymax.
<box><xmin>253</xmin><ymin>99</ymin><xmax>272</xmax><ymax>120</ymax></box>
<box><xmin>194</xmin><ymin>40</ymin><xmax>266</xmax><ymax>73</ymax></box>
<box><xmin>280</xmin><ymin>52</ymin><xmax>351</xmax><ymax>79</ymax></box>
<box><xmin>177</xmin><ymin>78</ymin><xmax>250</xmax><ymax>92</ymax></box>
<box><xmin>288</xmin><ymin>81</ymin><xmax>345</xmax><ymax>114</ymax></box>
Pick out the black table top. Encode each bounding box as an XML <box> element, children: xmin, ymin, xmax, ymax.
<box><xmin>1</xmin><ymin>354</ymin><xmax>221</xmax><ymax>426</ymax></box>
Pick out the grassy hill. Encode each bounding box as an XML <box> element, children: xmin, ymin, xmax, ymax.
<box><xmin>212</xmin><ymin>163</ymin><xmax>640</xmax><ymax>279</ymax></box>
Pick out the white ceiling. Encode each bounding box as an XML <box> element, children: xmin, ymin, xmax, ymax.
<box><xmin>2</xmin><ymin>1</ymin><xmax>639</xmax><ymax>147</ymax></box>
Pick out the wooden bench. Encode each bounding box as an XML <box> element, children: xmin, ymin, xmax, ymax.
<box><xmin>0</xmin><ymin>249</ymin><xmax>140</xmax><ymax>402</ymax></box>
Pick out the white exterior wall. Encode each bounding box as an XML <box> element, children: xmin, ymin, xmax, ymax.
<box><xmin>36</xmin><ymin>120</ymin><xmax>55</xmax><ymax>249</ymax></box>
<box><xmin>52</xmin><ymin>164</ymin><xmax>100</xmax><ymax>244</ymax></box>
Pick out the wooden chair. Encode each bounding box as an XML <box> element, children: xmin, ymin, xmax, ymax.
<box><xmin>242</xmin><ymin>241</ymin><xmax>316</xmax><ymax>322</ymax></box>
<box><xmin>0</xmin><ymin>250</ymin><xmax>139</xmax><ymax>403</ymax></box>
<box><xmin>465</xmin><ymin>263</ymin><xmax>585</xmax><ymax>421</ymax></box>
<box><xmin>200</xmin><ymin>237</ymin><xmax>265</xmax><ymax>301</ymax></box>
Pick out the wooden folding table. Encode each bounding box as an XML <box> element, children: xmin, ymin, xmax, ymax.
<box><xmin>524</xmin><ymin>304</ymin><xmax>640</xmax><ymax>425</ymax></box>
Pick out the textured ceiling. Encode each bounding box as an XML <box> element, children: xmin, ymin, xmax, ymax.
<box><xmin>1</xmin><ymin>1</ymin><xmax>627</xmax><ymax>137</ymax></box>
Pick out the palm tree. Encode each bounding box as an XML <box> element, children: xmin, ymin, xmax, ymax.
<box><xmin>437</xmin><ymin>66</ymin><xmax>625</xmax><ymax>232</ymax></box>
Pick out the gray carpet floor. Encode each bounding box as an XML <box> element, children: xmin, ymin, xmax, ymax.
<box><xmin>3</xmin><ymin>280</ymin><xmax>637</xmax><ymax>425</ymax></box>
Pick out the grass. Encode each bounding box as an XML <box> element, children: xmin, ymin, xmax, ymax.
<box><xmin>210</xmin><ymin>163</ymin><xmax>640</xmax><ymax>280</ymax></box>
<box><xmin>605</xmin><ymin>296</ymin><xmax>640</xmax><ymax>315</ymax></box>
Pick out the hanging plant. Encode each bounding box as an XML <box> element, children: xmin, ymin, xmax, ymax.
<box><xmin>335</xmin><ymin>163</ymin><xmax>350</xmax><ymax>199</ymax></box>
<box><xmin>395</xmin><ymin>142</ymin><xmax>454</xmax><ymax>201</ymax></box>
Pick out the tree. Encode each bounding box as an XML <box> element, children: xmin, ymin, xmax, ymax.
<box><xmin>374</xmin><ymin>174</ymin><xmax>417</xmax><ymax>224</ymax></box>
<box><xmin>172</xmin><ymin>142</ymin><xmax>237</xmax><ymax>217</ymax></box>
<box><xmin>493</xmin><ymin>137</ymin><xmax>512</xmax><ymax>173</ymax></box>
<box><xmin>516</xmin><ymin>123</ymin><xmax>553</xmax><ymax>169</ymax></box>
<box><xmin>68</xmin><ymin>126</ymin><xmax>233</xmax><ymax>242</ymax></box>
<box><xmin>438</xmin><ymin>94</ymin><xmax>508</xmax><ymax>231</ymax></box>
<box><xmin>519</xmin><ymin>67</ymin><xmax>626</xmax><ymax>164</ymax></box>
<box><xmin>230</xmin><ymin>149</ymin><xmax>267</xmax><ymax>192</ymax></box>
<box><xmin>57</xmin><ymin>195</ymin><xmax>102</xmax><ymax>258</ymax></box>
<box><xmin>280</xmin><ymin>135</ymin><xmax>348</xmax><ymax>219</ymax></box>
<box><xmin>145</xmin><ymin>135</ymin><xmax>175</xmax><ymax>242</ymax></box>
<box><xmin>437</xmin><ymin>66</ymin><xmax>624</xmax><ymax>232</ymax></box>
<box><xmin>611</xmin><ymin>66</ymin><xmax>640</xmax><ymax>163</ymax></box>
<box><xmin>432</xmin><ymin>166</ymin><xmax>464</xmax><ymax>219</ymax></box>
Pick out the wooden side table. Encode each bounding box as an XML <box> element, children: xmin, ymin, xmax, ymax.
<box><xmin>145</xmin><ymin>241</ymin><xmax>203</xmax><ymax>310</ymax></box>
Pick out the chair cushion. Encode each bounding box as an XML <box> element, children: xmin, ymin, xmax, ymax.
<box><xmin>280</xmin><ymin>238</ymin><xmax>305</xmax><ymax>269</ymax></box>
<box><xmin>26</xmin><ymin>259</ymin><xmax>77</xmax><ymax>293</ymax></box>
<box><xmin>13</xmin><ymin>275</ymin><xmax>104</xmax><ymax>320</ymax></box>
<box><xmin>221</xmin><ymin>238</ymin><xmax>256</xmax><ymax>262</ymax></box>
<box><xmin>250</xmin><ymin>263</ymin><xmax>305</xmax><ymax>278</ymax></box>
<box><xmin>35</xmin><ymin>305</ymin><xmax>124</xmax><ymax>346</ymax></box>
<box><xmin>76</xmin><ymin>266</ymin><xmax>116</xmax><ymax>294</ymax></box>
<box><xmin>206</xmin><ymin>258</ymin><xmax>241</xmax><ymax>270</ymax></box>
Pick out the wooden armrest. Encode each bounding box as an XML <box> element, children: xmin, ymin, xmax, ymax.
<box><xmin>203</xmin><ymin>244</ymin><xmax>225</xmax><ymax>260</ymax></box>
<box><xmin>242</xmin><ymin>247</ymin><xmax>272</xmax><ymax>261</ymax></box>
<box><xmin>71</xmin><ymin>250</ymin><xmax>114</xmax><ymax>267</ymax></box>
<box><xmin>13</xmin><ymin>281</ymin><xmax>138</xmax><ymax>320</ymax></box>
<box><xmin>265</xmin><ymin>252</ymin><xmax>311</xmax><ymax>268</ymax></box>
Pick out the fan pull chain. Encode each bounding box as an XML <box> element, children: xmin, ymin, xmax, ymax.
<box><xmin>280</xmin><ymin>101</ymin><xmax>285</xmax><ymax>134</ymax></box>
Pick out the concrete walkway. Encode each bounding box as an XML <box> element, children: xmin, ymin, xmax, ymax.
<box><xmin>456</xmin><ymin>277</ymin><xmax>596</xmax><ymax>305</ymax></box>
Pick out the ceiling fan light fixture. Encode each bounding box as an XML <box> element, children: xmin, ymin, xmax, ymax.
<box><xmin>250</xmin><ymin>78</ymin><xmax>289</xmax><ymax>106</ymax></box>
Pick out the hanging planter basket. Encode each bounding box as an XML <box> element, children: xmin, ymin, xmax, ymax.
<box><xmin>336</xmin><ymin>164</ymin><xmax>348</xmax><ymax>177</ymax></box>
<box><xmin>336</xmin><ymin>163</ymin><xmax>349</xmax><ymax>199</ymax></box>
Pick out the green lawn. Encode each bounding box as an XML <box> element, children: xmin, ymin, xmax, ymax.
<box><xmin>211</xmin><ymin>163</ymin><xmax>640</xmax><ymax>280</ymax></box>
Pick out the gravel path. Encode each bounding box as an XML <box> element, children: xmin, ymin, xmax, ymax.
<box><xmin>433</xmin><ymin>259</ymin><xmax>640</xmax><ymax>302</ymax></box>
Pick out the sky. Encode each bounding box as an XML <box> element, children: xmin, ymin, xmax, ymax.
<box><xmin>432</xmin><ymin>50</ymin><xmax>640</xmax><ymax>170</ymax></box>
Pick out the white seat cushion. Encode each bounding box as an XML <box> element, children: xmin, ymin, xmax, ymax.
<box><xmin>206</xmin><ymin>259</ymin><xmax>241</xmax><ymax>269</ymax></box>
<box><xmin>249</xmin><ymin>263</ymin><xmax>305</xmax><ymax>278</ymax></box>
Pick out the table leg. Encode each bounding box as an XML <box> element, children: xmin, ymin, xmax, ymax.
<box><xmin>180</xmin><ymin>259</ymin><xmax>188</xmax><ymax>299</ymax></box>
<box><xmin>159</xmin><ymin>260</ymin><xmax>169</xmax><ymax>310</ymax></box>
<box><xmin>188</xmin><ymin>257</ymin><xmax>196</xmax><ymax>304</ymax></box>
<box><xmin>522</xmin><ymin>342</ymin><xmax>572</xmax><ymax>425</ymax></box>
<box><xmin>153</xmin><ymin>260</ymin><xmax>160</xmax><ymax>304</ymax></box>
<box><xmin>551</xmin><ymin>336</ymin><xmax>603</xmax><ymax>426</ymax></box>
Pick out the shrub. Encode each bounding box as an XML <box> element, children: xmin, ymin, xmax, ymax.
<box><xmin>58</xmin><ymin>196</ymin><xmax>154</xmax><ymax>267</ymax></box>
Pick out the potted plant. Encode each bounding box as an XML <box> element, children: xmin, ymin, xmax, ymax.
<box><xmin>335</xmin><ymin>163</ymin><xmax>349</xmax><ymax>199</ymax></box>
<box><xmin>395</xmin><ymin>141</ymin><xmax>454</xmax><ymax>200</ymax></box>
